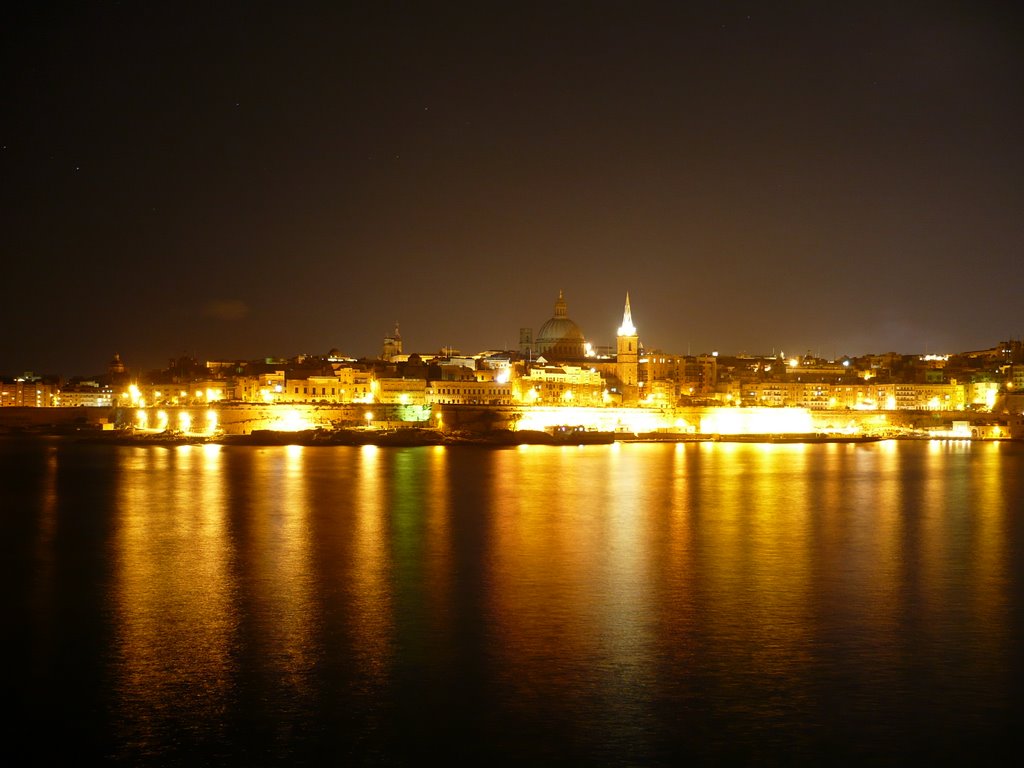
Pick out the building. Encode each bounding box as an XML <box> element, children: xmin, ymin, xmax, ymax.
<box><xmin>57</xmin><ymin>382</ymin><xmax>114</xmax><ymax>407</ymax></box>
<box><xmin>616</xmin><ymin>293</ymin><xmax>639</xmax><ymax>403</ymax></box>
<box><xmin>514</xmin><ymin>365</ymin><xmax>606</xmax><ymax>406</ymax></box>
<box><xmin>382</xmin><ymin>323</ymin><xmax>402</xmax><ymax>361</ymax></box>
<box><xmin>534</xmin><ymin>290</ymin><xmax>587</xmax><ymax>361</ymax></box>
<box><xmin>1</xmin><ymin>378</ymin><xmax>58</xmax><ymax>407</ymax></box>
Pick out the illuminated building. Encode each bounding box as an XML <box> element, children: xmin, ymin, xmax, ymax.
<box><xmin>375</xmin><ymin>378</ymin><xmax>427</xmax><ymax>405</ymax></box>
<box><xmin>514</xmin><ymin>365</ymin><xmax>605</xmax><ymax>406</ymax></box>
<box><xmin>234</xmin><ymin>371</ymin><xmax>286</xmax><ymax>403</ymax></box>
<box><xmin>271</xmin><ymin>368</ymin><xmax>373</xmax><ymax>404</ymax></box>
<box><xmin>57</xmin><ymin>383</ymin><xmax>114</xmax><ymax>407</ymax></box>
<box><xmin>427</xmin><ymin>380</ymin><xmax>513</xmax><ymax>405</ymax></box>
<box><xmin>616</xmin><ymin>293</ymin><xmax>639</xmax><ymax>402</ymax></box>
<box><xmin>0</xmin><ymin>378</ymin><xmax>58</xmax><ymax>407</ymax></box>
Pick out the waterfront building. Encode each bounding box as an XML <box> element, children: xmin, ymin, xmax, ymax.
<box><xmin>374</xmin><ymin>377</ymin><xmax>427</xmax><ymax>405</ymax></box>
<box><xmin>234</xmin><ymin>371</ymin><xmax>287</xmax><ymax>403</ymax></box>
<box><xmin>274</xmin><ymin>368</ymin><xmax>374</xmax><ymax>404</ymax></box>
<box><xmin>514</xmin><ymin>364</ymin><xmax>605</xmax><ymax>407</ymax></box>
<box><xmin>0</xmin><ymin>378</ymin><xmax>58</xmax><ymax>407</ymax></box>
<box><xmin>57</xmin><ymin>383</ymin><xmax>114</xmax><ymax>407</ymax></box>
<box><xmin>427</xmin><ymin>380</ymin><xmax>513</xmax><ymax>406</ymax></box>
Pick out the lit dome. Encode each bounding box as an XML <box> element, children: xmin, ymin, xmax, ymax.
<box><xmin>535</xmin><ymin>290</ymin><xmax>586</xmax><ymax>359</ymax></box>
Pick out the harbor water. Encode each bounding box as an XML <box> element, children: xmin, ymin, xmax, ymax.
<box><xmin>3</xmin><ymin>436</ymin><xmax>1023</xmax><ymax>765</ymax></box>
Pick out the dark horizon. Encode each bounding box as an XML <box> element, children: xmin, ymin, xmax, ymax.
<box><xmin>4</xmin><ymin>2</ymin><xmax>1022</xmax><ymax>376</ymax></box>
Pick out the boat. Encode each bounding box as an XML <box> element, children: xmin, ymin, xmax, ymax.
<box><xmin>547</xmin><ymin>426</ymin><xmax>616</xmax><ymax>444</ymax></box>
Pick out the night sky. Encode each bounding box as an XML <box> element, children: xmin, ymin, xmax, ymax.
<box><xmin>4</xmin><ymin>2</ymin><xmax>1022</xmax><ymax>377</ymax></box>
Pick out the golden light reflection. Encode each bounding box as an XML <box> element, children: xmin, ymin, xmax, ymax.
<box><xmin>485</xmin><ymin>445</ymin><xmax>661</xmax><ymax>718</ymax></box>
<box><xmin>31</xmin><ymin>447</ymin><xmax>60</xmax><ymax>650</ymax></box>
<box><xmin>350</xmin><ymin>442</ymin><xmax>395</xmax><ymax>689</ymax></box>
<box><xmin>69</xmin><ymin>437</ymin><xmax>1017</xmax><ymax>758</ymax></box>
<box><xmin>258</xmin><ymin>445</ymin><xmax>319</xmax><ymax>698</ymax></box>
<box><xmin>111</xmin><ymin>442</ymin><xmax>233</xmax><ymax>743</ymax></box>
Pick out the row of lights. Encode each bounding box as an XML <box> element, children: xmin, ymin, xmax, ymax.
<box><xmin>136</xmin><ymin>409</ymin><xmax>218</xmax><ymax>435</ymax></box>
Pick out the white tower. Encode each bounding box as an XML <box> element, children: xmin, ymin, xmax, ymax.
<box><xmin>616</xmin><ymin>293</ymin><xmax>639</xmax><ymax>400</ymax></box>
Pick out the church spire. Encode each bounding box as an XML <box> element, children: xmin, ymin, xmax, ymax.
<box><xmin>617</xmin><ymin>292</ymin><xmax>636</xmax><ymax>337</ymax></box>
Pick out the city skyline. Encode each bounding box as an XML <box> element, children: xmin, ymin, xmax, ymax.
<box><xmin>3</xmin><ymin>3</ymin><xmax>1021</xmax><ymax>375</ymax></box>
<box><xmin>4</xmin><ymin>284</ymin><xmax>1019</xmax><ymax>380</ymax></box>
<box><xmin>2</xmin><ymin>285</ymin><xmax>1021</xmax><ymax>380</ymax></box>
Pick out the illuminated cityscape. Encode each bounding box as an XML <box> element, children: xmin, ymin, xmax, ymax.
<box><xmin>5</xmin><ymin>5</ymin><xmax>1023</xmax><ymax>766</ymax></box>
<box><xmin>3</xmin><ymin>290</ymin><xmax>1022</xmax><ymax>441</ymax></box>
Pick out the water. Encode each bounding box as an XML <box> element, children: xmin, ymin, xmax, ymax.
<box><xmin>3</xmin><ymin>437</ymin><xmax>1023</xmax><ymax>766</ymax></box>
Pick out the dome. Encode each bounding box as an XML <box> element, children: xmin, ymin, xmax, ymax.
<box><xmin>108</xmin><ymin>353</ymin><xmax>126</xmax><ymax>375</ymax></box>
<box><xmin>535</xmin><ymin>290</ymin><xmax>586</xmax><ymax>359</ymax></box>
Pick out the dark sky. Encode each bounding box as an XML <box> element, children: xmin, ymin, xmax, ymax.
<box><xmin>3</xmin><ymin>1</ymin><xmax>1022</xmax><ymax>376</ymax></box>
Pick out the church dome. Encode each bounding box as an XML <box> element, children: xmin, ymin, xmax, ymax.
<box><xmin>108</xmin><ymin>353</ymin><xmax>126</xmax><ymax>375</ymax></box>
<box><xmin>535</xmin><ymin>290</ymin><xmax>586</xmax><ymax>359</ymax></box>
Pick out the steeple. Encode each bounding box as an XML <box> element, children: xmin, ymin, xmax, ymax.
<box><xmin>617</xmin><ymin>292</ymin><xmax>636</xmax><ymax>337</ymax></box>
<box><xmin>615</xmin><ymin>292</ymin><xmax>639</xmax><ymax>399</ymax></box>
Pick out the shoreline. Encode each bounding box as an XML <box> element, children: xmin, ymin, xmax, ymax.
<box><xmin>5</xmin><ymin>427</ymin><xmax>1014</xmax><ymax>447</ymax></box>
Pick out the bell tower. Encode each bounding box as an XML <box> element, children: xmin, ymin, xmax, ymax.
<box><xmin>382</xmin><ymin>322</ymin><xmax>402</xmax><ymax>361</ymax></box>
<box><xmin>616</xmin><ymin>293</ymin><xmax>639</xmax><ymax>401</ymax></box>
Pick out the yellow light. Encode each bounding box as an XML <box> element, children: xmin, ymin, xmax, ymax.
<box><xmin>179</xmin><ymin>412</ymin><xmax>192</xmax><ymax>432</ymax></box>
<box><xmin>206</xmin><ymin>410</ymin><xmax>218</xmax><ymax>433</ymax></box>
<box><xmin>156</xmin><ymin>410</ymin><xmax>168</xmax><ymax>430</ymax></box>
<box><xmin>700</xmin><ymin>407</ymin><xmax>813</xmax><ymax>435</ymax></box>
<box><xmin>985</xmin><ymin>387</ymin><xmax>997</xmax><ymax>409</ymax></box>
<box><xmin>267</xmin><ymin>409</ymin><xmax>312</xmax><ymax>432</ymax></box>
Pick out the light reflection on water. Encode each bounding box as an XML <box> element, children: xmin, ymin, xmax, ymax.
<box><xmin>4</xmin><ymin>438</ymin><xmax>1023</xmax><ymax>765</ymax></box>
